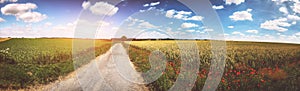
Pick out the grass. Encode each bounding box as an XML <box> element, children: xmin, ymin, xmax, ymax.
<box><xmin>0</xmin><ymin>38</ymin><xmax>111</xmax><ymax>89</ymax></box>
<box><xmin>128</xmin><ymin>40</ymin><xmax>300</xmax><ymax>91</ymax></box>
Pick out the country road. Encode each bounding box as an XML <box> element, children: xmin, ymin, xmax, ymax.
<box><xmin>37</xmin><ymin>43</ymin><xmax>148</xmax><ymax>91</ymax></box>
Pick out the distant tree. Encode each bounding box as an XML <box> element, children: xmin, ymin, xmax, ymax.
<box><xmin>121</xmin><ymin>35</ymin><xmax>127</xmax><ymax>41</ymax></box>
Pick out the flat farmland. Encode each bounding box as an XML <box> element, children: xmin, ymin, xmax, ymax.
<box><xmin>0</xmin><ymin>38</ymin><xmax>111</xmax><ymax>89</ymax></box>
<box><xmin>128</xmin><ymin>40</ymin><xmax>300</xmax><ymax>91</ymax></box>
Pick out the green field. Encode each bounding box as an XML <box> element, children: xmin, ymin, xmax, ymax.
<box><xmin>128</xmin><ymin>40</ymin><xmax>300</xmax><ymax>91</ymax></box>
<box><xmin>0</xmin><ymin>38</ymin><xmax>111</xmax><ymax>89</ymax></box>
<box><xmin>1</xmin><ymin>39</ymin><xmax>300</xmax><ymax>90</ymax></box>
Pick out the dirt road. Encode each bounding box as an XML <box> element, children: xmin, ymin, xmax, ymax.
<box><xmin>38</xmin><ymin>43</ymin><xmax>148</xmax><ymax>91</ymax></box>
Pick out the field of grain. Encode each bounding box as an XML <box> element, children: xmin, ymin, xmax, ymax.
<box><xmin>0</xmin><ymin>38</ymin><xmax>111</xmax><ymax>89</ymax></box>
<box><xmin>128</xmin><ymin>40</ymin><xmax>300</xmax><ymax>91</ymax></box>
<box><xmin>1</xmin><ymin>39</ymin><xmax>299</xmax><ymax>90</ymax></box>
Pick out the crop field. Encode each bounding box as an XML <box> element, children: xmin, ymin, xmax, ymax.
<box><xmin>128</xmin><ymin>40</ymin><xmax>300</xmax><ymax>91</ymax></box>
<box><xmin>0</xmin><ymin>38</ymin><xmax>111</xmax><ymax>89</ymax></box>
<box><xmin>1</xmin><ymin>39</ymin><xmax>299</xmax><ymax>90</ymax></box>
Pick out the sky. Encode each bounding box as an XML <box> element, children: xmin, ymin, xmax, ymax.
<box><xmin>0</xmin><ymin>0</ymin><xmax>300</xmax><ymax>43</ymax></box>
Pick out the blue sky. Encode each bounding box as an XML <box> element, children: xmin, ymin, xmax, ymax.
<box><xmin>0</xmin><ymin>0</ymin><xmax>300</xmax><ymax>43</ymax></box>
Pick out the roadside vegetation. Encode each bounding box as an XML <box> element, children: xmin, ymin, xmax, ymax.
<box><xmin>0</xmin><ymin>38</ymin><xmax>111</xmax><ymax>89</ymax></box>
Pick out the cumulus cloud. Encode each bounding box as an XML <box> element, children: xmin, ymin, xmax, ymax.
<box><xmin>1</xmin><ymin>3</ymin><xmax>37</xmax><ymax>15</ymax></box>
<box><xmin>186</xmin><ymin>30</ymin><xmax>195</xmax><ymax>32</ymax></box>
<box><xmin>287</xmin><ymin>14</ymin><xmax>300</xmax><ymax>21</ymax></box>
<box><xmin>181</xmin><ymin>22</ymin><xmax>199</xmax><ymax>28</ymax></box>
<box><xmin>138</xmin><ymin>21</ymin><xmax>158</xmax><ymax>28</ymax></box>
<box><xmin>143</xmin><ymin>1</ymin><xmax>160</xmax><ymax>7</ymax></box>
<box><xmin>296</xmin><ymin>32</ymin><xmax>300</xmax><ymax>36</ymax></box>
<box><xmin>246</xmin><ymin>30</ymin><xmax>259</xmax><ymax>34</ymax></box>
<box><xmin>228</xmin><ymin>26</ymin><xmax>234</xmax><ymax>28</ymax></box>
<box><xmin>229</xmin><ymin>9</ymin><xmax>253</xmax><ymax>21</ymax></box>
<box><xmin>125</xmin><ymin>17</ymin><xmax>158</xmax><ymax>29</ymax></box>
<box><xmin>0</xmin><ymin>17</ymin><xmax>5</xmax><ymax>22</ymax></box>
<box><xmin>82</xmin><ymin>1</ymin><xmax>91</xmax><ymax>10</ymax></box>
<box><xmin>89</xmin><ymin>2</ymin><xmax>119</xmax><ymax>16</ymax></box>
<box><xmin>203</xmin><ymin>28</ymin><xmax>214</xmax><ymax>32</ymax></box>
<box><xmin>143</xmin><ymin>4</ymin><xmax>149</xmax><ymax>7</ymax></box>
<box><xmin>225</xmin><ymin>0</ymin><xmax>246</xmax><ymax>5</ymax></box>
<box><xmin>212</xmin><ymin>5</ymin><xmax>224</xmax><ymax>10</ymax></box>
<box><xmin>17</xmin><ymin>12</ymin><xmax>47</xmax><ymax>23</ymax></box>
<box><xmin>150</xmin><ymin>2</ymin><xmax>160</xmax><ymax>6</ymax></box>
<box><xmin>165</xmin><ymin>9</ymin><xmax>204</xmax><ymax>21</ymax></box>
<box><xmin>260</xmin><ymin>18</ymin><xmax>291</xmax><ymax>32</ymax></box>
<box><xmin>279</xmin><ymin>7</ymin><xmax>288</xmax><ymax>14</ymax></box>
<box><xmin>165</xmin><ymin>10</ymin><xmax>175</xmax><ymax>18</ymax></box>
<box><xmin>232</xmin><ymin>31</ymin><xmax>245</xmax><ymax>36</ymax></box>
<box><xmin>293</xmin><ymin>2</ymin><xmax>300</xmax><ymax>13</ymax></box>
<box><xmin>1</xmin><ymin>3</ymin><xmax>47</xmax><ymax>23</ymax></box>
<box><xmin>292</xmin><ymin>21</ymin><xmax>297</xmax><ymax>25</ymax></box>
<box><xmin>185</xmin><ymin>16</ymin><xmax>204</xmax><ymax>21</ymax></box>
<box><xmin>0</xmin><ymin>0</ymin><xmax>17</xmax><ymax>3</ymax></box>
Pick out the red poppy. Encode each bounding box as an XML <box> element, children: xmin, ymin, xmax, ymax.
<box><xmin>250</xmin><ymin>71</ymin><xmax>255</xmax><ymax>75</ymax></box>
<box><xmin>236</xmin><ymin>71</ymin><xmax>241</xmax><ymax>75</ymax></box>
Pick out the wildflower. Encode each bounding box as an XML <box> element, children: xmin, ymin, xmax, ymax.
<box><xmin>260</xmin><ymin>79</ymin><xmax>265</xmax><ymax>83</ymax></box>
<box><xmin>221</xmin><ymin>79</ymin><xmax>225</xmax><ymax>83</ymax></box>
<box><xmin>236</xmin><ymin>71</ymin><xmax>241</xmax><ymax>75</ymax></box>
<box><xmin>250</xmin><ymin>71</ymin><xmax>255</xmax><ymax>75</ymax></box>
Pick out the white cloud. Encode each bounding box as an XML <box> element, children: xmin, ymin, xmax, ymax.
<box><xmin>143</xmin><ymin>4</ymin><xmax>149</xmax><ymax>7</ymax></box>
<box><xmin>232</xmin><ymin>31</ymin><xmax>245</xmax><ymax>36</ymax></box>
<box><xmin>177</xmin><ymin>11</ymin><xmax>192</xmax><ymax>15</ymax></box>
<box><xmin>0</xmin><ymin>0</ymin><xmax>17</xmax><ymax>3</ymax></box>
<box><xmin>260</xmin><ymin>18</ymin><xmax>291</xmax><ymax>32</ymax></box>
<box><xmin>186</xmin><ymin>30</ymin><xmax>195</xmax><ymax>32</ymax></box>
<box><xmin>17</xmin><ymin>12</ymin><xmax>47</xmax><ymax>23</ymax></box>
<box><xmin>89</xmin><ymin>2</ymin><xmax>119</xmax><ymax>16</ymax></box>
<box><xmin>229</xmin><ymin>9</ymin><xmax>253</xmax><ymax>21</ymax></box>
<box><xmin>143</xmin><ymin>2</ymin><xmax>160</xmax><ymax>7</ymax></box>
<box><xmin>287</xmin><ymin>15</ymin><xmax>300</xmax><ymax>21</ymax></box>
<box><xmin>292</xmin><ymin>21</ymin><xmax>297</xmax><ymax>25</ymax></box>
<box><xmin>165</xmin><ymin>9</ymin><xmax>203</xmax><ymax>21</ymax></box>
<box><xmin>1</xmin><ymin>3</ymin><xmax>37</xmax><ymax>15</ymax></box>
<box><xmin>225</xmin><ymin>0</ymin><xmax>246</xmax><ymax>5</ymax></box>
<box><xmin>150</xmin><ymin>2</ymin><xmax>160</xmax><ymax>6</ymax></box>
<box><xmin>0</xmin><ymin>17</ymin><xmax>5</xmax><ymax>22</ymax></box>
<box><xmin>1</xmin><ymin>3</ymin><xmax>47</xmax><ymax>23</ymax></box>
<box><xmin>293</xmin><ymin>2</ymin><xmax>300</xmax><ymax>13</ymax></box>
<box><xmin>212</xmin><ymin>5</ymin><xmax>224</xmax><ymax>10</ymax></box>
<box><xmin>181</xmin><ymin>22</ymin><xmax>199</xmax><ymax>28</ymax></box>
<box><xmin>82</xmin><ymin>1</ymin><xmax>91</xmax><ymax>10</ymax></box>
<box><xmin>246</xmin><ymin>30</ymin><xmax>259</xmax><ymax>34</ymax></box>
<box><xmin>203</xmin><ymin>28</ymin><xmax>214</xmax><ymax>32</ymax></box>
<box><xmin>174</xmin><ymin>14</ymin><xmax>184</xmax><ymax>19</ymax></box>
<box><xmin>125</xmin><ymin>17</ymin><xmax>147</xmax><ymax>27</ymax></box>
<box><xmin>228</xmin><ymin>26</ymin><xmax>234</xmax><ymax>28</ymax></box>
<box><xmin>296</xmin><ymin>32</ymin><xmax>300</xmax><ymax>36</ymax></box>
<box><xmin>165</xmin><ymin>10</ymin><xmax>175</xmax><ymax>18</ymax></box>
<box><xmin>138</xmin><ymin>22</ymin><xmax>157</xmax><ymax>28</ymax></box>
<box><xmin>185</xmin><ymin>16</ymin><xmax>204</xmax><ymax>21</ymax></box>
<box><xmin>279</xmin><ymin>7</ymin><xmax>288</xmax><ymax>14</ymax></box>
